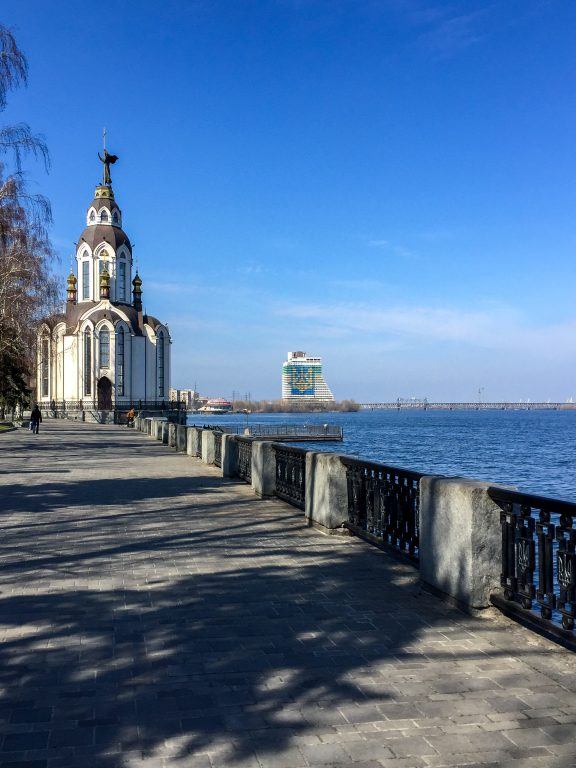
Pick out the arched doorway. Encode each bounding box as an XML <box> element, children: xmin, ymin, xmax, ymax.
<box><xmin>97</xmin><ymin>377</ymin><xmax>112</xmax><ymax>410</ymax></box>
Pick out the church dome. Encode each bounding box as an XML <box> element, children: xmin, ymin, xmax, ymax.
<box><xmin>78</xmin><ymin>224</ymin><xmax>131</xmax><ymax>252</ymax></box>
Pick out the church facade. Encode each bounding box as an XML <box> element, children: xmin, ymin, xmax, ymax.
<box><xmin>37</xmin><ymin>152</ymin><xmax>171</xmax><ymax>410</ymax></box>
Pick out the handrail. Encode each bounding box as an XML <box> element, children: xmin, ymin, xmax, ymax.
<box><xmin>340</xmin><ymin>455</ymin><xmax>425</xmax><ymax>484</ymax></box>
<box><xmin>488</xmin><ymin>486</ymin><xmax>576</xmax><ymax>515</ymax></box>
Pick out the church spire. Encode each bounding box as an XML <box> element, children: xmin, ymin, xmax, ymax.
<box><xmin>97</xmin><ymin>128</ymin><xmax>118</xmax><ymax>187</ymax></box>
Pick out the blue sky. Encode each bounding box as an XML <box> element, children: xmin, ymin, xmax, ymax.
<box><xmin>4</xmin><ymin>0</ymin><xmax>576</xmax><ymax>401</ymax></box>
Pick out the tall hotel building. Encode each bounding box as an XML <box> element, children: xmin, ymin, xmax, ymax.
<box><xmin>281</xmin><ymin>351</ymin><xmax>334</xmax><ymax>402</ymax></box>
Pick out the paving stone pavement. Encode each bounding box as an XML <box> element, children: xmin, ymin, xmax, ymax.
<box><xmin>1</xmin><ymin>421</ymin><xmax>576</xmax><ymax>768</ymax></box>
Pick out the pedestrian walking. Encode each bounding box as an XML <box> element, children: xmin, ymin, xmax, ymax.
<box><xmin>30</xmin><ymin>404</ymin><xmax>42</xmax><ymax>435</ymax></box>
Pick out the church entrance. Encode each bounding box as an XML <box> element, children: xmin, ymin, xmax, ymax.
<box><xmin>97</xmin><ymin>377</ymin><xmax>112</xmax><ymax>410</ymax></box>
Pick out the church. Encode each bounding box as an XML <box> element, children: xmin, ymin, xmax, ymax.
<box><xmin>37</xmin><ymin>150</ymin><xmax>171</xmax><ymax>411</ymax></box>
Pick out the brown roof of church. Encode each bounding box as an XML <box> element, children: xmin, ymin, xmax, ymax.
<box><xmin>63</xmin><ymin>301</ymin><xmax>143</xmax><ymax>336</ymax></box>
<box><xmin>77</xmin><ymin>224</ymin><xmax>131</xmax><ymax>252</ymax></box>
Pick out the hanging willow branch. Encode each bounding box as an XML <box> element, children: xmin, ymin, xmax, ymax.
<box><xmin>0</xmin><ymin>24</ymin><xmax>59</xmax><ymax>415</ymax></box>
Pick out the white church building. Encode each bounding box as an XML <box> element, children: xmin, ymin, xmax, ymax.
<box><xmin>37</xmin><ymin>150</ymin><xmax>171</xmax><ymax>411</ymax></box>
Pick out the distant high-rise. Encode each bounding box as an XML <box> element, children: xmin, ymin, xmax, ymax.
<box><xmin>281</xmin><ymin>351</ymin><xmax>334</xmax><ymax>401</ymax></box>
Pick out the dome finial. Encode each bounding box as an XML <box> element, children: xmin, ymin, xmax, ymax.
<box><xmin>66</xmin><ymin>269</ymin><xmax>77</xmax><ymax>304</ymax></box>
<box><xmin>100</xmin><ymin>262</ymin><xmax>111</xmax><ymax>300</ymax></box>
<box><xmin>132</xmin><ymin>271</ymin><xmax>143</xmax><ymax>311</ymax></box>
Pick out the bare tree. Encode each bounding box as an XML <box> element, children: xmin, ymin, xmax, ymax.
<box><xmin>0</xmin><ymin>25</ymin><xmax>59</xmax><ymax>417</ymax></box>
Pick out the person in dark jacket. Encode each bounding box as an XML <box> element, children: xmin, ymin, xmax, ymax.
<box><xmin>30</xmin><ymin>405</ymin><xmax>42</xmax><ymax>434</ymax></box>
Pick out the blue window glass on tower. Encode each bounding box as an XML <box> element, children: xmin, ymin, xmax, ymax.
<box><xmin>41</xmin><ymin>338</ymin><xmax>49</xmax><ymax>397</ymax></box>
<box><xmin>82</xmin><ymin>261</ymin><xmax>89</xmax><ymax>300</ymax></box>
<box><xmin>157</xmin><ymin>331</ymin><xmax>165</xmax><ymax>397</ymax></box>
<box><xmin>99</xmin><ymin>329</ymin><xmax>110</xmax><ymax>367</ymax></box>
<box><xmin>84</xmin><ymin>329</ymin><xmax>92</xmax><ymax>395</ymax></box>
<box><xmin>118</xmin><ymin>262</ymin><xmax>126</xmax><ymax>300</ymax></box>
<box><xmin>116</xmin><ymin>328</ymin><xmax>125</xmax><ymax>396</ymax></box>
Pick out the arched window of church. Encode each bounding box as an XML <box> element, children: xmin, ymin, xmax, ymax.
<box><xmin>157</xmin><ymin>331</ymin><xmax>165</xmax><ymax>397</ymax></box>
<box><xmin>84</xmin><ymin>329</ymin><xmax>92</xmax><ymax>396</ymax></box>
<box><xmin>99</xmin><ymin>328</ymin><xmax>110</xmax><ymax>368</ymax></box>
<box><xmin>89</xmin><ymin>210</ymin><xmax>95</xmax><ymax>223</ymax></box>
<box><xmin>118</xmin><ymin>261</ymin><xmax>126</xmax><ymax>300</ymax></box>
<box><xmin>116</xmin><ymin>328</ymin><xmax>125</xmax><ymax>396</ymax></box>
<box><xmin>100</xmin><ymin>210</ymin><xmax>109</xmax><ymax>223</ymax></box>
<box><xmin>82</xmin><ymin>261</ymin><xmax>90</xmax><ymax>300</ymax></box>
<box><xmin>41</xmin><ymin>338</ymin><xmax>49</xmax><ymax>397</ymax></box>
<box><xmin>113</xmin><ymin>211</ymin><xmax>119</xmax><ymax>224</ymax></box>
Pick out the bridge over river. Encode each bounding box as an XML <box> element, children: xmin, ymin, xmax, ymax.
<box><xmin>361</xmin><ymin>402</ymin><xmax>576</xmax><ymax>410</ymax></box>
<box><xmin>1</xmin><ymin>421</ymin><xmax>575</xmax><ymax>767</ymax></box>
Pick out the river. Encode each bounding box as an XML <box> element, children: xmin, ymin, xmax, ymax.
<box><xmin>187</xmin><ymin>409</ymin><xmax>576</xmax><ymax>501</ymax></box>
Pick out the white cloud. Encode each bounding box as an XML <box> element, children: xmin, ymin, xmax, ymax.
<box><xmin>274</xmin><ymin>300</ymin><xmax>576</xmax><ymax>356</ymax></box>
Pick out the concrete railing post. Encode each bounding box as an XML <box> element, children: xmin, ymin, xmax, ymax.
<box><xmin>176</xmin><ymin>424</ymin><xmax>187</xmax><ymax>452</ymax></box>
<box><xmin>192</xmin><ymin>428</ymin><xmax>203</xmax><ymax>457</ymax></box>
<box><xmin>221</xmin><ymin>434</ymin><xmax>238</xmax><ymax>477</ymax></box>
<box><xmin>161</xmin><ymin>422</ymin><xmax>169</xmax><ymax>445</ymax></box>
<box><xmin>168</xmin><ymin>423</ymin><xmax>177</xmax><ymax>448</ymax></box>
<box><xmin>202</xmin><ymin>430</ymin><xmax>216</xmax><ymax>464</ymax></box>
<box><xmin>305</xmin><ymin>452</ymin><xmax>349</xmax><ymax>533</ymax></box>
<box><xmin>419</xmin><ymin>477</ymin><xmax>506</xmax><ymax>611</ymax></box>
<box><xmin>251</xmin><ymin>441</ymin><xmax>276</xmax><ymax>498</ymax></box>
<box><xmin>186</xmin><ymin>427</ymin><xmax>196</xmax><ymax>456</ymax></box>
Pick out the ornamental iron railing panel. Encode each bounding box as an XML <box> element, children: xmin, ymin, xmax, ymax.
<box><xmin>489</xmin><ymin>487</ymin><xmax>576</xmax><ymax>637</ymax></box>
<box><xmin>214</xmin><ymin>432</ymin><xmax>222</xmax><ymax>467</ymax></box>
<box><xmin>44</xmin><ymin>400</ymin><xmax>185</xmax><ymax>412</ymax></box>
<box><xmin>236</xmin><ymin>438</ymin><xmax>252</xmax><ymax>483</ymax></box>
<box><xmin>341</xmin><ymin>457</ymin><xmax>422</xmax><ymax>562</ymax></box>
<box><xmin>273</xmin><ymin>445</ymin><xmax>306</xmax><ymax>509</ymax></box>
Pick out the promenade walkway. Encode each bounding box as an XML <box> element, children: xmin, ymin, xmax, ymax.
<box><xmin>1</xmin><ymin>422</ymin><xmax>575</xmax><ymax>768</ymax></box>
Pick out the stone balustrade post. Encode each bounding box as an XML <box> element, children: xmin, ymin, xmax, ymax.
<box><xmin>168</xmin><ymin>423</ymin><xmax>177</xmax><ymax>448</ymax></box>
<box><xmin>176</xmin><ymin>424</ymin><xmax>187</xmax><ymax>452</ymax></box>
<box><xmin>419</xmin><ymin>477</ymin><xmax>508</xmax><ymax>611</ymax></box>
<box><xmin>202</xmin><ymin>430</ymin><xmax>216</xmax><ymax>464</ymax></box>
<box><xmin>251</xmin><ymin>441</ymin><xmax>276</xmax><ymax>498</ymax></box>
<box><xmin>190</xmin><ymin>427</ymin><xmax>202</xmax><ymax>457</ymax></box>
<box><xmin>146</xmin><ymin>418</ymin><xmax>152</xmax><ymax>436</ymax></box>
<box><xmin>305</xmin><ymin>452</ymin><xmax>349</xmax><ymax>533</ymax></box>
<box><xmin>161</xmin><ymin>422</ymin><xmax>169</xmax><ymax>445</ymax></box>
<box><xmin>221</xmin><ymin>434</ymin><xmax>238</xmax><ymax>477</ymax></box>
<box><xmin>186</xmin><ymin>427</ymin><xmax>198</xmax><ymax>456</ymax></box>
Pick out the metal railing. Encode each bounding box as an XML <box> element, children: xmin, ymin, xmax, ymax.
<box><xmin>248</xmin><ymin>423</ymin><xmax>342</xmax><ymax>438</ymax></box>
<box><xmin>236</xmin><ymin>437</ymin><xmax>252</xmax><ymax>483</ymax></box>
<box><xmin>44</xmin><ymin>400</ymin><xmax>185</xmax><ymax>412</ymax></box>
<box><xmin>273</xmin><ymin>445</ymin><xmax>306</xmax><ymax>509</ymax></box>
<box><xmin>489</xmin><ymin>487</ymin><xmax>576</xmax><ymax>638</ymax></box>
<box><xmin>341</xmin><ymin>457</ymin><xmax>422</xmax><ymax>562</ymax></box>
<box><xmin>214</xmin><ymin>432</ymin><xmax>223</xmax><ymax>468</ymax></box>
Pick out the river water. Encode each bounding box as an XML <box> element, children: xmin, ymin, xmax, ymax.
<box><xmin>187</xmin><ymin>409</ymin><xmax>576</xmax><ymax>502</ymax></box>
